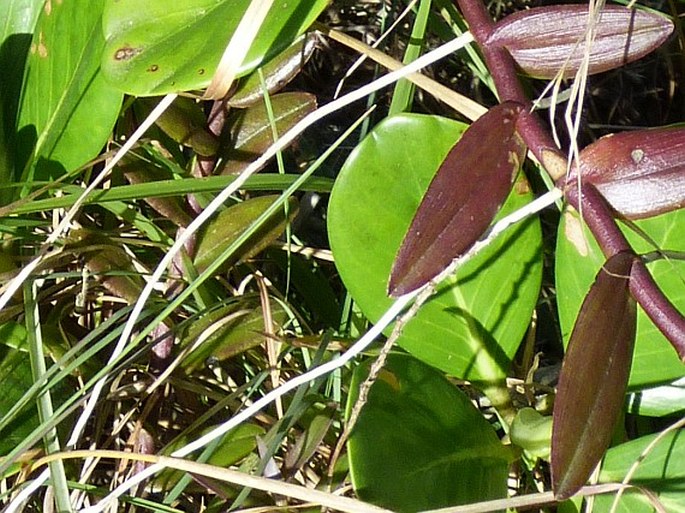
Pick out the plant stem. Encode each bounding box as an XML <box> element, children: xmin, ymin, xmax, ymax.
<box><xmin>458</xmin><ymin>0</ymin><xmax>685</xmax><ymax>360</ymax></box>
<box><xmin>24</xmin><ymin>281</ymin><xmax>73</xmax><ymax>513</ymax></box>
<box><xmin>455</xmin><ymin>0</ymin><xmax>564</xmax><ymax>174</ymax></box>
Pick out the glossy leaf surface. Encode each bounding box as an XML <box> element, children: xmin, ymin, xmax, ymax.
<box><xmin>139</xmin><ymin>97</ymin><xmax>218</xmax><ymax>157</ymax></box>
<box><xmin>389</xmin><ymin>101</ymin><xmax>526</xmax><ymax>296</ymax></box>
<box><xmin>328</xmin><ymin>114</ymin><xmax>542</xmax><ymax>383</ymax></box>
<box><xmin>556</xmin><ymin>207</ymin><xmax>685</xmax><ymax>388</ymax></box>
<box><xmin>488</xmin><ymin>5</ymin><xmax>672</xmax><ymax>79</ymax></box>
<box><xmin>220</xmin><ymin>92</ymin><xmax>317</xmax><ymax>175</ymax></box>
<box><xmin>194</xmin><ymin>195</ymin><xmax>298</xmax><ymax>274</ymax></box>
<box><xmin>179</xmin><ymin>296</ymin><xmax>287</xmax><ymax>374</ymax></box>
<box><xmin>595</xmin><ymin>430</ymin><xmax>685</xmax><ymax>512</ymax></box>
<box><xmin>16</xmin><ymin>0</ymin><xmax>123</xmax><ymax>184</ymax></box>
<box><xmin>229</xmin><ymin>34</ymin><xmax>317</xmax><ymax>108</ymax></box>
<box><xmin>101</xmin><ymin>0</ymin><xmax>328</xmax><ymax>96</ymax></box>
<box><xmin>552</xmin><ymin>252</ymin><xmax>637</xmax><ymax>499</ymax></box>
<box><xmin>347</xmin><ymin>354</ymin><xmax>510</xmax><ymax>512</ymax></box>
<box><xmin>570</xmin><ymin>126</ymin><xmax>685</xmax><ymax>219</ymax></box>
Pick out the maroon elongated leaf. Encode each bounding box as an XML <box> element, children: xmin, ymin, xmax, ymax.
<box><xmin>568</xmin><ymin>126</ymin><xmax>685</xmax><ymax>219</ymax></box>
<box><xmin>487</xmin><ymin>5</ymin><xmax>673</xmax><ymax>79</ymax></box>
<box><xmin>552</xmin><ymin>251</ymin><xmax>637</xmax><ymax>500</ymax></box>
<box><xmin>388</xmin><ymin>102</ymin><xmax>526</xmax><ymax>297</ymax></box>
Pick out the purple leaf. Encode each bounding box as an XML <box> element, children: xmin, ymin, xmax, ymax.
<box><xmin>388</xmin><ymin>102</ymin><xmax>526</xmax><ymax>297</ymax></box>
<box><xmin>487</xmin><ymin>5</ymin><xmax>673</xmax><ymax>79</ymax></box>
<box><xmin>568</xmin><ymin>126</ymin><xmax>685</xmax><ymax>219</ymax></box>
<box><xmin>552</xmin><ymin>251</ymin><xmax>637</xmax><ymax>500</ymax></box>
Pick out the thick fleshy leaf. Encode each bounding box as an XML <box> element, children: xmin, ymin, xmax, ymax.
<box><xmin>193</xmin><ymin>195</ymin><xmax>298</xmax><ymax>274</ymax></box>
<box><xmin>220</xmin><ymin>92</ymin><xmax>317</xmax><ymax>175</ymax></box>
<box><xmin>328</xmin><ymin>113</ymin><xmax>542</xmax><ymax>383</ymax></box>
<box><xmin>556</xmin><ymin>207</ymin><xmax>685</xmax><ymax>388</ymax></box>
<box><xmin>156</xmin><ymin>423</ymin><xmax>264</xmax><ymax>490</ymax></box>
<box><xmin>229</xmin><ymin>34</ymin><xmax>318</xmax><ymax>108</ymax></box>
<box><xmin>388</xmin><ymin>101</ymin><xmax>526</xmax><ymax>296</ymax></box>
<box><xmin>552</xmin><ymin>251</ymin><xmax>637</xmax><ymax>500</ymax></box>
<box><xmin>179</xmin><ymin>296</ymin><xmax>287</xmax><ymax>374</ymax></box>
<box><xmin>487</xmin><ymin>5</ymin><xmax>673</xmax><ymax>79</ymax></box>
<box><xmin>347</xmin><ymin>354</ymin><xmax>511</xmax><ymax>512</ymax></box>
<box><xmin>139</xmin><ymin>97</ymin><xmax>218</xmax><ymax>157</ymax></box>
<box><xmin>16</xmin><ymin>0</ymin><xmax>123</xmax><ymax>184</ymax></box>
<box><xmin>569</xmin><ymin>126</ymin><xmax>685</xmax><ymax>219</ymax></box>
<box><xmin>510</xmin><ymin>408</ymin><xmax>552</xmax><ymax>462</ymax></box>
<box><xmin>101</xmin><ymin>0</ymin><xmax>328</xmax><ymax>96</ymax></box>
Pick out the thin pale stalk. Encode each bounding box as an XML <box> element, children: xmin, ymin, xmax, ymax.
<box><xmin>23</xmin><ymin>281</ymin><xmax>72</xmax><ymax>513</ymax></box>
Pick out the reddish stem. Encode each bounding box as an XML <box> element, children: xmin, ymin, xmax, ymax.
<box><xmin>457</xmin><ymin>0</ymin><xmax>685</xmax><ymax>360</ymax></box>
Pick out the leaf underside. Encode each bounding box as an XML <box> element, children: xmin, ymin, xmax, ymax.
<box><xmin>552</xmin><ymin>251</ymin><xmax>637</xmax><ymax>499</ymax></box>
<box><xmin>388</xmin><ymin>101</ymin><xmax>526</xmax><ymax>296</ymax></box>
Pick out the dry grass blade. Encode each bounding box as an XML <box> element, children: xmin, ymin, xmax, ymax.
<box><xmin>33</xmin><ymin>450</ymin><xmax>392</xmax><ymax>513</ymax></box>
<box><xmin>204</xmin><ymin>0</ymin><xmax>275</xmax><ymax>99</ymax></box>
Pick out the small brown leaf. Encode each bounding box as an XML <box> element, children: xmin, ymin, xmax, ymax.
<box><xmin>140</xmin><ymin>97</ymin><xmax>219</xmax><ymax>156</ymax></box>
<box><xmin>193</xmin><ymin>195</ymin><xmax>298</xmax><ymax>274</ymax></box>
<box><xmin>552</xmin><ymin>251</ymin><xmax>637</xmax><ymax>500</ymax></box>
<box><xmin>220</xmin><ymin>92</ymin><xmax>317</xmax><ymax>175</ymax></box>
<box><xmin>487</xmin><ymin>5</ymin><xmax>673</xmax><ymax>79</ymax></box>
<box><xmin>569</xmin><ymin>126</ymin><xmax>685</xmax><ymax>219</ymax></box>
<box><xmin>388</xmin><ymin>101</ymin><xmax>526</xmax><ymax>297</ymax></box>
<box><xmin>68</xmin><ymin>229</ymin><xmax>146</xmax><ymax>304</ymax></box>
<box><xmin>228</xmin><ymin>34</ymin><xmax>318</xmax><ymax>108</ymax></box>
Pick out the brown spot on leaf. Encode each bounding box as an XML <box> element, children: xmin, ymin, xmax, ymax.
<box><xmin>515</xmin><ymin>178</ymin><xmax>530</xmax><ymax>194</ymax></box>
<box><xmin>198</xmin><ymin>68</ymin><xmax>205</xmax><ymax>75</ymax></box>
<box><xmin>37</xmin><ymin>32</ymin><xmax>48</xmax><ymax>58</ymax></box>
<box><xmin>148</xmin><ymin>64</ymin><xmax>159</xmax><ymax>72</ymax></box>
<box><xmin>563</xmin><ymin>209</ymin><xmax>589</xmax><ymax>257</ymax></box>
<box><xmin>114</xmin><ymin>46</ymin><xmax>141</xmax><ymax>61</ymax></box>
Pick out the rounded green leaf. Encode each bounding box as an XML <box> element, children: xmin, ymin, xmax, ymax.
<box><xmin>347</xmin><ymin>354</ymin><xmax>511</xmax><ymax>512</ymax></box>
<box><xmin>596</xmin><ymin>430</ymin><xmax>685</xmax><ymax>512</ymax></box>
<box><xmin>101</xmin><ymin>0</ymin><xmax>328</xmax><ymax>96</ymax></box>
<box><xmin>328</xmin><ymin>113</ymin><xmax>543</xmax><ymax>383</ymax></box>
<box><xmin>556</xmin><ymin>206</ymin><xmax>685</xmax><ymax>388</ymax></box>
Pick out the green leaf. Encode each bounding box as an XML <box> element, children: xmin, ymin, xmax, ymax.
<box><xmin>627</xmin><ymin>378</ymin><xmax>685</xmax><ymax>417</ymax></box>
<box><xmin>156</xmin><ymin>423</ymin><xmax>264</xmax><ymax>490</ymax></box>
<box><xmin>102</xmin><ymin>0</ymin><xmax>328</xmax><ymax>96</ymax></box>
<box><xmin>556</xmin><ymin>206</ymin><xmax>685</xmax><ymax>388</ymax></box>
<box><xmin>328</xmin><ymin>113</ymin><xmax>543</xmax><ymax>383</ymax></box>
<box><xmin>510</xmin><ymin>407</ymin><xmax>552</xmax><ymax>461</ymax></box>
<box><xmin>0</xmin><ymin>347</ymin><xmax>42</xmax><ymax>456</ymax></box>
<box><xmin>15</xmin><ymin>0</ymin><xmax>123</xmax><ymax>185</ymax></box>
<box><xmin>0</xmin><ymin>0</ymin><xmax>43</xmax><ymax>204</ymax></box>
<box><xmin>220</xmin><ymin>92</ymin><xmax>317</xmax><ymax>175</ymax></box>
<box><xmin>194</xmin><ymin>195</ymin><xmax>298</xmax><ymax>274</ymax></box>
<box><xmin>347</xmin><ymin>353</ymin><xmax>511</xmax><ymax>512</ymax></box>
<box><xmin>595</xmin><ymin>429</ymin><xmax>685</xmax><ymax>512</ymax></box>
<box><xmin>552</xmin><ymin>252</ymin><xmax>637</xmax><ymax>500</ymax></box>
<box><xmin>179</xmin><ymin>295</ymin><xmax>288</xmax><ymax>374</ymax></box>
<box><xmin>228</xmin><ymin>34</ymin><xmax>317</xmax><ymax>108</ymax></box>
